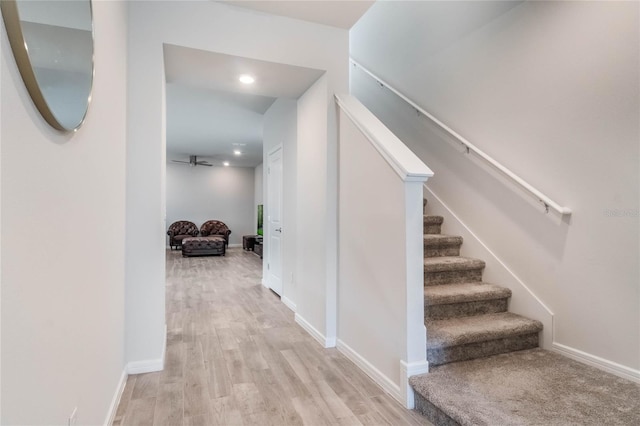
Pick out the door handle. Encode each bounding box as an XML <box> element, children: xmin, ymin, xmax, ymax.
<box><xmin>275</xmin><ymin>228</ymin><xmax>282</xmax><ymax>232</ymax></box>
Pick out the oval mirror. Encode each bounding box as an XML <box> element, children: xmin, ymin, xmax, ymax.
<box><xmin>1</xmin><ymin>0</ymin><xmax>94</xmax><ymax>132</ymax></box>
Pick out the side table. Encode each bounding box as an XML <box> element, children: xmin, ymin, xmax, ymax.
<box><xmin>243</xmin><ymin>235</ymin><xmax>257</xmax><ymax>251</ymax></box>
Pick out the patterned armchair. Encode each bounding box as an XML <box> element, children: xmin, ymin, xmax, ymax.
<box><xmin>167</xmin><ymin>220</ymin><xmax>199</xmax><ymax>250</ymax></box>
<box><xmin>200</xmin><ymin>220</ymin><xmax>231</xmax><ymax>246</ymax></box>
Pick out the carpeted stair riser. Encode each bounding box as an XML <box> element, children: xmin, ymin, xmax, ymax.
<box><xmin>425</xmin><ymin>269</ymin><xmax>484</xmax><ymax>286</ymax></box>
<box><xmin>424</xmin><ymin>224</ymin><xmax>442</xmax><ymax>234</ymax></box>
<box><xmin>424</xmin><ymin>215</ymin><xmax>443</xmax><ymax>235</ymax></box>
<box><xmin>414</xmin><ymin>395</ymin><xmax>461</xmax><ymax>426</ymax></box>
<box><xmin>426</xmin><ymin>299</ymin><xmax>508</xmax><ymax>320</ymax></box>
<box><xmin>426</xmin><ymin>310</ymin><xmax>543</xmax><ymax>365</ymax></box>
<box><xmin>424</xmin><ymin>282</ymin><xmax>512</xmax><ymax>320</ymax></box>
<box><xmin>424</xmin><ymin>257</ymin><xmax>486</xmax><ymax>286</ymax></box>
<box><xmin>424</xmin><ymin>235</ymin><xmax>463</xmax><ymax>257</ymax></box>
<box><xmin>413</xmin><ymin>199</ymin><xmax>552</xmax><ymax>425</ymax></box>
<box><xmin>427</xmin><ymin>333</ymin><xmax>539</xmax><ymax>366</ymax></box>
<box><xmin>425</xmin><ymin>246</ymin><xmax>461</xmax><ymax>257</ymax></box>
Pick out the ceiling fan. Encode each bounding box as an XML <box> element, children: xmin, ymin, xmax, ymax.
<box><xmin>171</xmin><ymin>155</ymin><xmax>212</xmax><ymax>167</ymax></box>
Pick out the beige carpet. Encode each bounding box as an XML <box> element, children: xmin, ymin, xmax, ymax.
<box><xmin>410</xmin><ymin>348</ymin><xmax>640</xmax><ymax>425</ymax></box>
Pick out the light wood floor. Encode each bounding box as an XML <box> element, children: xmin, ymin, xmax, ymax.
<box><xmin>113</xmin><ymin>248</ymin><xmax>429</xmax><ymax>426</ymax></box>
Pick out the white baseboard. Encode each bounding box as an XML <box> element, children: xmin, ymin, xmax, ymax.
<box><xmin>552</xmin><ymin>342</ymin><xmax>640</xmax><ymax>383</ymax></box>
<box><xmin>281</xmin><ymin>295</ymin><xmax>297</xmax><ymax>312</ymax></box>
<box><xmin>294</xmin><ymin>314</ymin><xmax>333</xmax><ymax>348</ymax></box>
<box><xmin>261</xmin><ymin>278</ymin><xmax>268</xmax><ymax>288</ymax></box>
<box><xmin>126</xmin><ymin>325</ymin><xmax>167</xmax><ymax>375</ymax></box>
<box><xmin>400</xmin><ymin>360</ymin><xmax>429</xmax><ymax>409</ymax></box>
<box><xmin>337</xmin><ymin>339</ymin><xmax>403</xmax><ymax>405</ymax></box>
<box><xmin>325</xmin><ymin>336</ymin><xmax>337</xmax><ymax>348</ymax></box>
<box><xmin>126</xmin><ymin>358</ymin><xmax>164</xmax><ymax>375</ymax></box>
<box><xmin>228</xmin><ymin>243</ymin><xmax>241</xmax><ymax>248</ymax></box>
<box><xmin>104</xmin><ymin>369</ymin><xmax>127</xmax><ymax>426</ymax></box>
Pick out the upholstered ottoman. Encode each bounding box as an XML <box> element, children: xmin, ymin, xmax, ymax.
<box><xmin>181</xmin><ymin>236</ymin><xmax>226</xmax><ymax>257</ymax></box>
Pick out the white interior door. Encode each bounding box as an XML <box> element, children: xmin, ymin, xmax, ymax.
<box><xmin>267</xmin><ymin>147</ymin><xmax>283</xmax><ymax>295</ymax></box>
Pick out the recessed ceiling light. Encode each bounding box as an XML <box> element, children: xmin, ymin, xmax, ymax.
<box><xmin>239</xmin><ymin>74</ymin><xmax>255</xmax><ymax>84</ymax></box>
<box><xmin>223</xmin><ymin>161</ymin><xmax>230</xmax><ymax>167</ymax></box>
<box><xmin>233</xmin><ymin>150</ymin><xmax>242</xmax><ymax>156</ymax></box>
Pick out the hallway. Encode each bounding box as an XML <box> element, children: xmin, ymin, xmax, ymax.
<box><xmin>113</xmin><ymin>248</ymin><xmax>429</xmax><ymax>425</ymax></box>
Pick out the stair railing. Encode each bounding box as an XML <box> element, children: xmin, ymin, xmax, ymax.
<box><xmin>335</xmin><ymin>93</ymin><xmax>433</xmax><ymax>409</ymax></box>
<box><xmin>350</xmin><ymin>58</ymin><xmax>572</xmax><ymax>217</ymax></box>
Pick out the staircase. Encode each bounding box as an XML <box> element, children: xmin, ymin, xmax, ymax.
<box><xmin>412</xmin><ymin>201</ymin><xmax>543</xmax><ymax>421</ymax></box>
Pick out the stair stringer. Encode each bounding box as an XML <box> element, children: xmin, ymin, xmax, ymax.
<box><xmin>424</xmin><ymin>185</ymin><xmax>554</xmax><ymax>349</ymax></box>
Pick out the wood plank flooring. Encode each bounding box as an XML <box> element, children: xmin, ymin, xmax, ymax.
<box><xmin>113</xmin><ymin>248</ymin><xmax>430</xmax><ymax>426</ymax></box>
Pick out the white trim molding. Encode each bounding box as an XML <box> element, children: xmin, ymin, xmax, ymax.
<box><xmin>282</xmin><ymin>296</ymin><xmax>297</xmax><ymax>312</ymax></box>
<box><xmin>325</xmin><ymin>336</ymin><xmax>337</xmax><ymax>348</ymax></box>
<box><xmin>401</xmin><ymin>360</ymin><xmax>429</xmax><ymax>409</ymax></box>
<box><xmin>552</xmin><ymin>342</ymin><xmax>640</xmax><ymax>384</ymax></box>
<box><xmin>104</xmin><ymin>369</ymin><xmax>128</xmax><ymax>426</ymax></box>
<box><xmin>337</xmin><ymin>339</ymin><xmax>403</xmax><ymax>405</ymax></box>
<box><xmin>126</xmin><ymin>324</ymin><xmax>167</xmax><ymax>375</ymax></box>
<box><xmin>402</xmin><ymin>181</ymin><xmax>429</xmax><ymax>409</ymax></box>
<box><xmin>126</xmin><ymin>358</ymin><xmax>164</xmax><ymax>375</ymax></box>
<box><xmin>294</xmin><ymin>314</ymin><xmax>334</xmax><ymax>348</ymax></box>
<box><xmin>335</xmin><ymin>93</ymin><xmax>433</xmax><ymax>183</ymax></box>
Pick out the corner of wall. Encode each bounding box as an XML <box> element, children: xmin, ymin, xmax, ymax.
<box><xmin>294</xmin><ymin>314</ymin><xmax>334</xmax><ymax>348</ymax></box>
<box><xmin>125</xmin><ymin>324</ymin><xmax>166</xmax><ymax>375</ymax></box>
<box><xmin>103</xmin><ymin>369</ymin><xmax>128</xmax><ymax>426</ymax></box>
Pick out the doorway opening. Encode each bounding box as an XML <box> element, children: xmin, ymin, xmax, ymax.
<box><xmin>162</xmin><ymin>44</ymin><xmax>326</xmax><ymax>309</ymax></box>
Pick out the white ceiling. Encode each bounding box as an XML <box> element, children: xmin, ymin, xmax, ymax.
<box><xmin>219</xmin><ymin>0</ymin><xmax>375</xmax><ymax>29</ymax></box>
<box><xmin>164</xmin><ymin>44</ymin><xmax>325</xmax><ymax>98</ymax></box>
<box><xmin>165</xmin><ymin>0</ymin><xmax>376</xmax><ymax>168</ymax></box>
<box><xmin>166</xmin><ymin>84</ymin><xmax>267</xmax><ymax>167</ymax></box>
<box><xmin>164</xmin><ymin>45</ymin><xmax>325</xmax><ymax>168</ymax></box>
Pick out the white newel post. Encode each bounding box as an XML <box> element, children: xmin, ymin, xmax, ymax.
<box><xmin>401</xmin><ymin>179</ymin><xmax>430</xmax><ymax>408</ymax></box>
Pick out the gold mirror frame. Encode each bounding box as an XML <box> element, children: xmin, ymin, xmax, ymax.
<box><xmin>1</xmin><ymin>0</ymin><xmax>95</xmax><ymax>132</ymax></box>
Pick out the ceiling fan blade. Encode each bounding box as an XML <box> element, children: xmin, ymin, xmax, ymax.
<box><xmin>197</xmin><ymin>163</ymin><xmax>213</xmax><ymax>167</ymax></box>
<box><xmin>171</xmin><ymin>160</ymin><xmax>190</xmax><ymax>164</ymax></box>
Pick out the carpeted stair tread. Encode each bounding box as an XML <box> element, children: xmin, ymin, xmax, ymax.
<box><xmin>424</xmin><ymin>256</ymin><xmax>485</xmax><ymax>272</ymax></box>
<box><xmin>424</xmin><ymin>215</ymin><xmax>444</xmax><ymax>235</ymax></box>
<box><xmin>426</xmin><ymin>312</ymin><xmax>542</xmax><ymax>348</ymax></box>
<box><xmin>423</xmin><ymin>234</ymin><xmax>463</xmax><ymax>246</ymax></box>
<box><xmin>410</xmin><ymin>348</ymin><xmax>640</xmax><ymax>426</ymax></box>
<box><xmin>424</xmin><ymin>283</ymin><xmax>511</xmax><ymax>306</ymax></box>
<box><xmin>424</xmin><ymin>215</ymin><xmax>444</xmax><ymax>225</ymax></box>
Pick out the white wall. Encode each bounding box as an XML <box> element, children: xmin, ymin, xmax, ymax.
<box><xmin>0</xmin><ymin>13</ymin><xmax>3</xmax><ymax>423</ymax></box>
<box><xmin>127</xmin><ymin>1</ymin><xmax>348</xmax><ymax>365</ymax></box>
<box><xmin>254</xmin><ymin>162</ymin><xmax>263</xmax><ymax>235</ymax></box>
<box><xmin>263</xmin><ymin>98</ymin><xmax>297</xmax><ymax>305</ymax></box>
<box><xmin>351</xmin><ymin>1</ymin><xmax>640</xmax><ymax>372</ymax></box>
<box><xmin>337</xmin><ymin>106</ymin><xmax>411</xmax><ymax>402</ymax></box>
<box><xmin>166</xmin><ymin>164</ymin><xmax>255</xmax><ymax>245</ymax></box>
<box><xmin>296</xmin><ymin>76</ymin><xmax>334</xmax><ymax>342</ymax></box>
<box><xmin>1</xmin><ymin>1</ymin><xmax>128</xmax><ymax>424</ymax></box>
